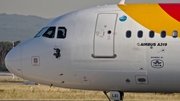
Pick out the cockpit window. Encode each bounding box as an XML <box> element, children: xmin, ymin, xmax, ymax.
<box><xmin>42</xmin><ymin>27</ymin><xmax>56</xmax><ymax>38</ymax></box>
<box><xmin>57</xmin><ymin>27</ymin><xmax>67</xmax><ymax>39</ymax></box>
<box><xmin>34</xmin><ymin>27</ymin><xmax>48</xmax><ymax>38</ymax></box>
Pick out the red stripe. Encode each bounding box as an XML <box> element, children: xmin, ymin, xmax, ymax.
<box><xmin>159</xmin><ymin>3</ymin><xmax>180</xmax><ymax>22</ymax></box>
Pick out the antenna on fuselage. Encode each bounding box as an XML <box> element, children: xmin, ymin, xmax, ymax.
<box><xmin>119</xmin><ymin>0</ymin><xmax>126</xmax><ymax>4</ymax></box>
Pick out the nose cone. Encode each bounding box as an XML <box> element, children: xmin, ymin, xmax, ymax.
<box><xmin>5</xmin><ymin>46</ymin><xmax>23</xmax><ymax>78</ymax></box>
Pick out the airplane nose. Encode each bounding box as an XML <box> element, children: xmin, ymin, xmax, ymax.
<box><xmin>5</xmin><ymin>46</ymin><xmax>23</xmax><ymax>78</ymax></box>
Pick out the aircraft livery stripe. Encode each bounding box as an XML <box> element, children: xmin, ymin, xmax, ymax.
<box><xmin>117</xmin><ymin>4</ymin><xmax>180</xmax><ymax>37</ymax></box>
<box><xmin>159</xmin><ymin>3</ymin><xmax>180</xmax><ymax>22</ymax></box>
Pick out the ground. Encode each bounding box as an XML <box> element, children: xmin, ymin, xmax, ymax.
<box><xmin>0</xmin><ymin>72</ymin><xmax>180</xmax><ymax>101</ymax></box>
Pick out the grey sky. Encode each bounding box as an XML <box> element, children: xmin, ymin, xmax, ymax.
<box><xmin>0</xmin><ymin>0</ymin><xmax>179</xmax><ymax>18</ymax></box>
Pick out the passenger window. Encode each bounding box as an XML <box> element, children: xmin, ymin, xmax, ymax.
<box><xmin>172</xmin><ymin>30</ymin><xmax>178</xmax><ymax>38</ymax></box>
<box><xmin>161</xmin><ymin>30</ymin><xmax>166</xmax><ymax>38</ymax></box>
<box><xmin>126</xmin><ymin>30</ymin><xmax>131</xmax><ymax>38</ymax></box>
<box><xmin>149</xmin><ymin>31</ymin><xmax>155</xmax><ymax>38</ymax></box>
<box><xmin>42</xmin><ymin>27</ymin><xmax>56</xmax><ymax>38</ymax></box>
<box><xmin>138</xmin><ymin>30</ymin><xmax>143</xmax><ymax>38</ymax></box>
<box><xmin>57</xmin><ymin>27</ymin><xmax>67</xmax><ymax>39</ymax></box>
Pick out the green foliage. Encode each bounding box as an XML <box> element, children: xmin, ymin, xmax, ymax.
<box><xmin>14</xmin><ymin>40</ymin><xmax>21</xmax><ymax>47</ymax></box>
<box><xmin>0</xmin><ymin>64</ymin><xmax>8</xmax><ymax>71</ymax></box>
<box><xmin>0</xmin><ymin>41</ymin><xmax>21</xmax><ymax>71</ymax></box>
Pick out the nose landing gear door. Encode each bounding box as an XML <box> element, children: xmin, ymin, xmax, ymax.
<box><xmin>92</xmin><ymin>13</ymin><xmax>117</xmax><ymax>58</ymax></box>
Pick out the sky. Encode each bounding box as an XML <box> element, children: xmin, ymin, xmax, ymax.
<box><xmin>0</xmin><ymin>0</ymin><xmax>180</xmax><ymax>18</ymax></box>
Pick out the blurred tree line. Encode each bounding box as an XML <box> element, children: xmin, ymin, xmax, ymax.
<box><xmin>0</xmin><ymin>41</ymin><xmax>20</xmax><ymax>71</ymax></box>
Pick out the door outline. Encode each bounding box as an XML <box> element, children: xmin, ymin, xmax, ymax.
<box><xmin>92</xmin><ymin>13</ymin><xmax>118</xmax><ymax>58</ymax></box>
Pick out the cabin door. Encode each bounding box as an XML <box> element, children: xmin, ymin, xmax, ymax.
<box><xmin>92</xmin><ymin>13</ymin><xmax>117</xmax><ymax>58</ymax></box>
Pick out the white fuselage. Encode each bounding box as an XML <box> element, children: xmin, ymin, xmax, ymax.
<box><xmin>5</xmin><ymin>4</ymin><xmax>180</xmax><ymax>93</ymax></box>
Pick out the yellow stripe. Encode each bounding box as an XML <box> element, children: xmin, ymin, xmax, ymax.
<box><xmin>118</xmin><ymin>4</ymin><xmax>180</xmax><ymax>37</ymax></box>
